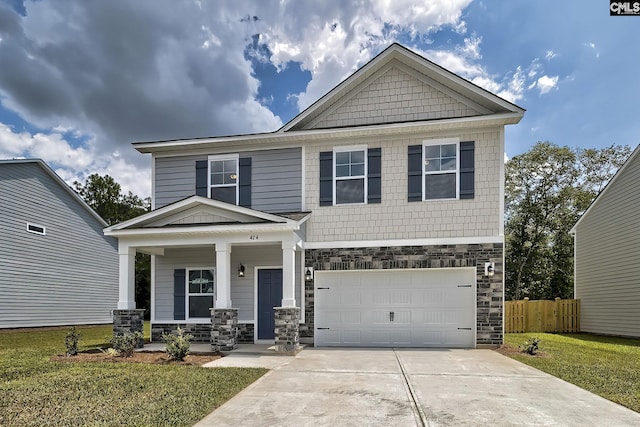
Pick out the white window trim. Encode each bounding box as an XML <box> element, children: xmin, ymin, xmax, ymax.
<box><xmin>186</xmin><ymin>267</ymin><xmax>216</xmax><ymax>321</ymax></box>
<box><xmin>333</xmin><ymin>145</ymin><xmax>368</xmax><ymax>206</ymax></box>
<box><xmin>26</xmin><ymin>222</ymin><xmax>46</xmax><ymax>235</ymax></box>
<box><xmin>208</xmin><ymin>154</ymin><xmax>239</xmax><ymax>205</ymax></box>
<box><xmin>422</xmin><ymin>138</ymin><xmax>460</xmax><ymax>201</ymax></box>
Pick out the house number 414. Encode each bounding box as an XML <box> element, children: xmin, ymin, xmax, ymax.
<box><xmin>249</xmin><ymin>235</ymin><xmax>259</xmax><ymax>240</ymax></box>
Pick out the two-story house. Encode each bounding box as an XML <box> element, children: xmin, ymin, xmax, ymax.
<box><xmin>105</xmin><ymin>43</ymin><xmax>524</xmax><ymax>351</ymax></box>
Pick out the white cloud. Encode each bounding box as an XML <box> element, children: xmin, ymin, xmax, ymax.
<box><xmin>0</xmin><ymin>122</ymin><xmax>149</xmax><ymax>197</ymax></box>
<box><xmin>536</xmin><ymin>75</ymin><xmax>559</xmax><ymax>94</ymax></box>
<box><xmin>545</xmin><ymin>50</ymin><xmax>556</xmax><ymax>61</ymax></box>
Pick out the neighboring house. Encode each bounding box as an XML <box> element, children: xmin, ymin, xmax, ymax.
<box><xmin>0</xmin><ymin>159</ymin><xmax>118</xmax><ymax>328</ymax></box>
<box><xmin>105</xmin><ymin>43</ymin><xmax>524</xmax><ymax>350</ymax></box>
<box><xmin>571</xmin><ymin>144</ymin><xmax>640</xmax><ymax>338</ymax></box>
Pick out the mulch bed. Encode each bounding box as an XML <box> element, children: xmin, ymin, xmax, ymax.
<box><xmin>52</xmin><ymin>349</ymin><xmax>222</xmax><ymax>365</ymax></box>
<box><xmin>495</xmin><ymin>344</ymin><xmax>546</xmax><ymax>357</ymax></box>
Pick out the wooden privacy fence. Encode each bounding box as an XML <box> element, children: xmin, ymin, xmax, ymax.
<box><xmin>505</xmin><ymin>298</ymin><xmax>580</xmax><ymax>333</ymax></box>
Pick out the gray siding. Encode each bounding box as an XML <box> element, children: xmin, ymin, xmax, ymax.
<box><xmin>574</xmin><ymin>151</ymin><xmax>640</xmax><ymax>337</ymax></box>
<box><xmin>154</xmin><ymin>148</ymin><xmax>302</xmax><ymax>212</ymax></box>
<box><xmin>154</xmin><ymin>245</ymin><xmax>302</xmax><ymax>322</ymax></box>
<box><xmin>0</xmin><ymin>162</ymin><xmax>118</xmax><ymax>328</ymax></box>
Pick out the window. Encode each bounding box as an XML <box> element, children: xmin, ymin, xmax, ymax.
<box><xmin>334</xmin><ymin>146</ymin><xmax>367</xmax><ymax>204</ymax></box>
<box><xmin>209</xmin><ymin>155</ymin><xmax>238</xmax><ymax>204</ymax></box>
<box><xmin>423</xmin><ymin>141</ymin><xmax>459</xmax><ymax>200</ymax></box>
<box><xmin>187</xmin><ymin>268</ymin><xmax>215</xmax><ymax>319</ymax></box>
<box><xmin>27</xmin><ymin>223</ymin><xmax>46</xmax><ymax>235</ymax></box>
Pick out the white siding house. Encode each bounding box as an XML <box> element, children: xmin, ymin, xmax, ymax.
<box><xmin>105</xmin><ymin>44</ymin><xmax>524</xmax><ymax>350</ymax></box>
<box><xmin>0</xmin><ymin>159</ymin><xmax>118</xmax><ymax>328</ymax></box>
<box><xmin>571</xmin><ymin>145</ymin><xmax>640</xmax><ymax>338</ymax></box>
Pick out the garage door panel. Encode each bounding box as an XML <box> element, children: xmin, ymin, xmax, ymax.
<box><xmin>315</xmin><ymin>269</ymin><xmax>476</xmax><ymax>348</ymax></box>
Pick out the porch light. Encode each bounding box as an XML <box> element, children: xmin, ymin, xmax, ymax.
<box><xmin>238</xmin><ymin>264</ymin><xmax>245</xmax><ymax>278</ymax></box>
<box><xmin>484</xmin><ymin>262</ymin><xmax>495</xmax><ymax>277</ymax></box>
<box><xmin>305</xmin><ymin>267</ymin><xmax>314</xmax><ymax>281</ymax></box>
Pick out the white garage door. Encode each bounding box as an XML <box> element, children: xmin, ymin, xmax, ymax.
<box><xmin>315</xmin><ymin>269</ymin><xmax>476</xmax><ymax>348</ymax></box>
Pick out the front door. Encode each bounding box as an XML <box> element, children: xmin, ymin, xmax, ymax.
<box><xmin>257</xmin><ymin>269</ymin><xmax>283</xmax><ymax>340</ymax></box>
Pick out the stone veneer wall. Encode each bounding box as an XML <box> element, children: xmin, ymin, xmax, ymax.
<box><xmin>304</xmin><ymin>243</ymin><xmax>504</xmax><ymax>346</ymax></box>
<box><xmin>274</xmin><ymin>307</ymin><xmax>301</xmax><ymax>353</ymax></box>
<box><xmin>150</xmin><ymin>322</ymin><xmax>254</xmax><ymax>343</ymax></box>
<box><xmin>113</xmin><ymin>309</ymin><xmax>145</xmax><ymax>348</ymax></box>
<box><xmin>211</xmin><ymin>308</ymin><xmax>238</xmax><ymax>351</ymax></box>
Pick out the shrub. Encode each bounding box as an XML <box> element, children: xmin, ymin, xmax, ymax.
<box><xmin>110</xmin><ymin>331</ymin><xmax>144</xmax><ymax>357</ymax></box>
<box><xmin>521</xmin><ymin>337</ymin><xmax>541</xmax><ymax>355</ymax></box>
<box><xmin>64</xmin><ymin>327</ymin><xmax>81</xmax><ymax>356</ymax></box>
<box><xmin>163</xmin><ymin>327</ymin><xmax>194</xmax><ymax>361</ymax></box>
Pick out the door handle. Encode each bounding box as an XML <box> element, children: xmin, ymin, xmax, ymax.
<box><xmin>390</xmin><ymin>311</ymin><xmax>394</xmax><ymax>322</ymax></box>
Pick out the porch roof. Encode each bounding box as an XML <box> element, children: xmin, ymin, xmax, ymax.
<box><xmin>104</xmin><ymin>196</ymin><xmax>310</xmax><ymax>238</ymax></box>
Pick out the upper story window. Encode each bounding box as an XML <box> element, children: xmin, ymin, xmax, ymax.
<box><xmin>187</xmin><ymin>268</ymin><xmax>215</xmax><ymax>319</ymax></box>
<box><xmin>334</xmin><ymin>146</ymin><xmax>367</xmax><ymax>205</ymax></box>
<box><xmin>423</xmin><ymin>140</ymin><xmax>459</xmax><ymax>200</ymax></box>
<box><xmin>209</xmin><ymin>154</ymin><xmax>238</xmax><ymax>204</ymax></box>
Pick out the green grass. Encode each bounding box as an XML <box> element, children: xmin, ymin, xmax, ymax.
<box><xmin>504</xmin><ymin>333</ymin><xmax>640</xmax><ymax>412</ymax></box>
<box><xmin>0</xmin><ymin>324</ymin><xmax>267</xmax><ymax>426</ymax></box>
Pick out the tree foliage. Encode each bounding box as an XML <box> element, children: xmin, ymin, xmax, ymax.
<box><xmin>505</xmin><ymin>142</ymin><xmax>631</xmax><ymax>301</ymax></box>
<box><xmin>74</xmin><ymin>174</ymin><xmax>152</xmax><ymax>317</ymax></box>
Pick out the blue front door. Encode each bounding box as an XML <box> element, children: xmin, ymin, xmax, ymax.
<box><xmin>257</xmin><ymin>269</ymin><xmax>283</xmax><ymax>340</ymax></box>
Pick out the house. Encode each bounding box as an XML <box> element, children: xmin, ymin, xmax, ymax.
<box><xmin>571</xmin><ymin>144</ymin><xmax>640</xmax><ymax>338</ymax></box>
<box><xmin>105</xmin><ymin>43</ymin><xmax>524</xmax><ymax>350</ymax></box>
<box><xmin>0</xmin><ymin>159</ymin><xmax>118</xmax><ymax>328</ymax></box>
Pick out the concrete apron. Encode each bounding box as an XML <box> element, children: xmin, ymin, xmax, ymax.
<box><xmin>195</xmin><ymin>348</ymin><xmax>640</xmax><ymax>427</ymax></box>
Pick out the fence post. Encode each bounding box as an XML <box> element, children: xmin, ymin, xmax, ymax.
<box><xmin>554</xmin><ymin>297</ymin><xmax>561</xmax><ymax>332</ymax></box>
<box><xmin>523</xmin><ymin>297</ymin><xmax>529</xmax><ymax>333</ymax></box>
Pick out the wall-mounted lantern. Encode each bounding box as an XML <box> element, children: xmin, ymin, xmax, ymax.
<box><xmin>484</xmin><ymin>262</ymin><xmax>495</xmax><ymax>277</ymax></box>
<box><xmin>238</xmin><ymin>264</ymin><xmax>245</xmax><ymax>278</ymax></box>
<box><xmin>305</xmin><ymin>267</ymin><xmax>314</xmax><ymax>282</ymax></box>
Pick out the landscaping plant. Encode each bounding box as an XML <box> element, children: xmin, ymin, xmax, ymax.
<box><xmin>520</xmin><ymin>337</ymin><xmax>541</xmax><ymax>355</ymax></box>
<box><xmin>162</xmin><ymin>327</ymin><xmax>194</xmax><ymax>361</ymax></box>
<box><xmin>110</xmin><ymin>331</ymin><xmax>144</xmax><ymax>357</ymax></box>
<box><xmin>64</xmin><ymin>326</ymin><xmax>81</xmax><ymax>356</ymax></box>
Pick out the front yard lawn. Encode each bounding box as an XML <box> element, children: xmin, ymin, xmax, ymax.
<box><xmin>0</xmin><ymin>325</ymin><xmax>266</xmax><ymax>426</ymax></box>
<box><xmin>503</xmin><ymin>333</ymin><xmax>640</xmax><ymax>412</ymax></box>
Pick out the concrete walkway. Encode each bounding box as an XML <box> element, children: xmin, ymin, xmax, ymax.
<box><xmin>195</xmin><ymin>348</ymin><xmax>640</xmax><ymax>427</ymax></box>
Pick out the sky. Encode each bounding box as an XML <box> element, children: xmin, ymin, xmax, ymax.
<box><xmin>0</xmin><ymin>1</ymin><xmax>638</xmax><ymax>198</ymax></box>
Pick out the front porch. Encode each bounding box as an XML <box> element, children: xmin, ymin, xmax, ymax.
<box><xmin>105</xmin><ymin>196</ymin><xmax>310</xmax><ymax>354</ymax></box>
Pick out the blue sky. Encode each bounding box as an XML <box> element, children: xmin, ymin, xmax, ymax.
<box><xmin>0</xmin><ymin>1</ymin><xmax>638</xmax><ymax>197</ymax></box>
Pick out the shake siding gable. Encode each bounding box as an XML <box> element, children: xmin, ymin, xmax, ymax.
<box><xmin>0</xmin><ymin>162</ymin><xmax>118</xmax><ymax>328</ymax></box>
<box><xmin>310</xmin><ymin>65</ymin><xmax>481</xmax><ymax>129</ymax></box>
<box><xmin>574</xmin><ymin>148</ymin><xmax>640</xmax><ymax>337</ymax></box>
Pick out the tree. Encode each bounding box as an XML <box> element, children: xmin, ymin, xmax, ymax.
<box><xmin>74</xmin><ymin>174</ymin><xmax>152</xmax><ymax>317</ymax></box>
<box><xmin>505</xmin><ymin>142</ymin><xmax>631</xmax><ymax>301</ymax></box>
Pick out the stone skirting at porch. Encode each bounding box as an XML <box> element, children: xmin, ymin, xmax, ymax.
<box><xmin>274</xmin><ymin>307</ymin><xmax>301</xmax><ymax>354</ymax></box>
<box><xmin>211</xmin><ymin>308</ymin><xmax>238</xmax><ymax>351</ymax></box>
<box><xmin>304</xmin><ymin>243</ymin><xmax>504</xmax><ymax>346</ymax></box>
<box><xmin>113</xmin><ymin>309</ymin><xmax>145</xmax><ymax>348</ymax></box>
<box><xmin>150</xmin><ymin>322</ymin><xmax>255</xmax><ymax>343</ymax></box>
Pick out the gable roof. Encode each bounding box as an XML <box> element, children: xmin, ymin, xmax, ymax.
<box><xmin>132</xmin><ymin>43</ymin><xmax>524</xmax><ymax>154</ymax></box>
<box><xmin>0</xmin><ymin>158</ymin><xmax>108</xmax><ymax>227</ymax></box>
<box><xmin>280</xmin><ymin>43</ymin><xmax>525</xmax><ymax>132</ymax></box>
<box><xmin>570</xmin><ymin>144</ymin><xmax>640</xmax><ymax>234</ymax></box>
<box><xmin>104</xmin><ymin>195</ymin><xmax>310</xmax><ymax>236</ymax></box>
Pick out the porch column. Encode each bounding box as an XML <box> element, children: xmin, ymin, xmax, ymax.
<box><xmin>281</xmin><ymin>241</ymin><xmax>296</xmax><ymax>307</ymax></box>
<box><xmin>215</xmin><ymin>242</ymin><xmax>232</xmax><ymax>308</ymax></box>
<box><xmin>117</xmin><ymin>245</ymin><xmax>136</xmax><ymax>309</ymax></box>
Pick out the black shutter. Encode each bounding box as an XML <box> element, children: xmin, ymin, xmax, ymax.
<box><xmin>195</xmin><ymin>160</ymin><xmax>208</xmax><ymax>197</ymax></box>
<box><xmin>239</xmin><ymin>157</ymin><xmax>252</xmax><ymax>207</ymax></box>
<box><xmin>407</xmin><ymin>145</ymin><xmax>423</xmax><ymax>202</ymax></box>
<box><xmin>367</xmin><ymin>148</ymin><xmax>381</xmax><ymax>204</ymax></box>
<box><xmin>459</xmin><ymin>141</ymin><xmax>475</xmax><ymax>199</ymax></box>
<box><xmin>319</xmin><ymin>151</ymin><xmax>333</xmax><ymax>206</ymax></box>
<box><xmin>173</xmin><ymin>269</ymin><xmax>186</xmax><ymax>320</ymax></box>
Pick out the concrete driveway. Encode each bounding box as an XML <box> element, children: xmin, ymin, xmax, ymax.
<box><xmin>195</xmin><ymin>348</ymin><xmax>640</xmax><ymax>426</ymax></box>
